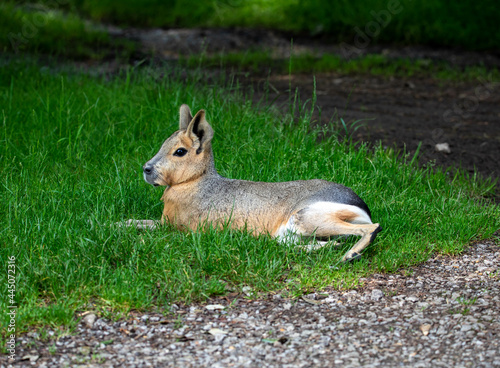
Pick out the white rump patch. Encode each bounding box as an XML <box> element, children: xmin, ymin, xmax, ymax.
<box><xmin>274</xmin><ymin>201</ymin><xmax>371</xmax><ymax>243</ymax></box>
<box><xmin>303</xmin><ymin>201</ymin><xmax>372</xmax><ymax>224</ymax></box>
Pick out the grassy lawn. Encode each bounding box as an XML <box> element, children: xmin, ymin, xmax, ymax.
<box><xmin>0</xmin><ymin>59</ymin><xmax>499</xmax><ymax>342</ymax></box>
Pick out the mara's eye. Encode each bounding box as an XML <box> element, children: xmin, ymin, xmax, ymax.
<box><xmin>173</xmin><ymin>148</ymin><xmax>188</xmax><ymax>157</ymax></box>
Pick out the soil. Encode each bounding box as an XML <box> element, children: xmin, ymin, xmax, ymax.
<box><xmin>256</xmin><ymin>73</ymin><xmax>500</xmax><ymax>187</ymax></box>
<box><xmin>117</xmin><ymin>27</ymin><xmax>500</xmax><ymax>198</ymax></box>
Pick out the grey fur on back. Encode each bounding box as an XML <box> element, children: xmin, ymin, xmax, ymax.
<box><xmin>196</xmin><ymin>174</ymin><xmax>371</xmax><ymax>220</ymax></box>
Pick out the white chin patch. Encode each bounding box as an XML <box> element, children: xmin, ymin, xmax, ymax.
<box><xmin>143</xmin><ymin>172</ymin><xmax>157</xmax><ymax>186</ymax></box>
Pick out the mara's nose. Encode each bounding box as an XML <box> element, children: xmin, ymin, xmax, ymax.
<box><xmin>143</xmin><ymin>164</ymin><xmax>153</xmax><ymax>175</ymax></box>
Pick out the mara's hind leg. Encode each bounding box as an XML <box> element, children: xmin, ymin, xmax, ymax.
<box><xmin>340</xmin><ymin>223</ymin><xmax>382</xmax><ymax>262</ymax></box>
<box><xmin>294</xmin><ymin>203</ymin><xmax>382</xmax><ymax>262</ymax></box>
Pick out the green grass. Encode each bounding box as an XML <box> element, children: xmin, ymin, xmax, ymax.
<box><xmin>13</xmin><ymin>0</ymin><xmax>500</xmax><ymax>50</ymax></box>
<box><xmin>185</xmin><ymin>51</ymin><xmax>500</xmax><ymax>82</ymax></box>
<box><xmin>0</xmin><ymin>59</ymin><xmax>499</xmax><ymax>342</ymax></box>
<box><xmin>0</xmin><ymin>1</ymin><xmax>134</xmax><ymax>58</ymax></box>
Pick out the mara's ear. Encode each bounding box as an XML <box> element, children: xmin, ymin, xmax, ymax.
<box><xmin>179</xmin><ymin>104</ymin><xmax>193</xmax><ymax>130</ymax></box>
<box><xmin>186</xmin><ymin>110</ymin><xmax>214</xmax><ymax>154</ymax></box>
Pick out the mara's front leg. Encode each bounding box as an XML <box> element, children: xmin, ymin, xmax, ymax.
<box><xmin>117</xmin><ymin>219</ymin><xmax>158</xmax><ymax>230</ymax></box>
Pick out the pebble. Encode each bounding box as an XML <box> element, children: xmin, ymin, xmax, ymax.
<box><xmin>371</xmin><ymin>289</ymin><xmax>384</xmax><ymax>301</ymax></box>
<box><xmin>82</xmin><ymin>313</ymin><xmax>97</xmax><ymax>329</ymax></box>
<box><xmin>435</xmin><ymin>142</ymin><xmax>451</xmax><ymax>153</ymax></box>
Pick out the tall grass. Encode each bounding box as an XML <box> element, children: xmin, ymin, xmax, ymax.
<box><xmin>0</xmin><ymin>60</ymin><xmax>498</xmax><ymax>339</ymax></box>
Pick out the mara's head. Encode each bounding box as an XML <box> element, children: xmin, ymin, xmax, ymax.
<box><xmin>143</xmin><ymin>104</ymin><xmax>215</xmax><ymax>187</ymax></box>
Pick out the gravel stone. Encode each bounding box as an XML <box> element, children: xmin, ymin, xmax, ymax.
<box><xmin>82</xmin><ymin>313</ymin><xmax>97</xmax><ymax>329</ymax></box>
<box><xmin>371</xmin><ymin>289</ymin><xmax>384</xmax><ymax>301</ymax></box>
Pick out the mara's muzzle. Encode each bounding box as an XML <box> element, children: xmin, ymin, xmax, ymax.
<box><xmin>143</xmin><ymin>163</ymin><xmax>159</xmax><ymax>186</ymax></box>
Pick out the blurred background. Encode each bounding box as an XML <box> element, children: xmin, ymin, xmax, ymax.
<box><xmin>2</xmin><ymin>0</ymin><xmax>499</xmax><ymax>186</ymax></box>
<box><xmin>2</xmin><ymin>0</ymin><xmax>499</xmax><ymax>56</ymax></box>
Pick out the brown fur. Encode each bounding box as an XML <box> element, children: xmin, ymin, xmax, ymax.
<box><xmin>335</xmin><ymin>210</ymin><xmax>358</xmax><ymax>223</ymax></box>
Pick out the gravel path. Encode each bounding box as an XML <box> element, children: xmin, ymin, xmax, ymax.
<box><xmin>4</xmin><ymin>240</ymin><xmax>499</xmax><ymax>368</ymax></box>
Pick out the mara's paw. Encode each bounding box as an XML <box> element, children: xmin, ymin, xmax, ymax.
<box><xmin>341</xmin><ymin>251</ymin><xmax>362</xmax><ymax>263</ymax></box>
<box><xmin>369</xmin><ymin>224</ymin><xmax>382</xmax><ymax>243</ymax></box>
